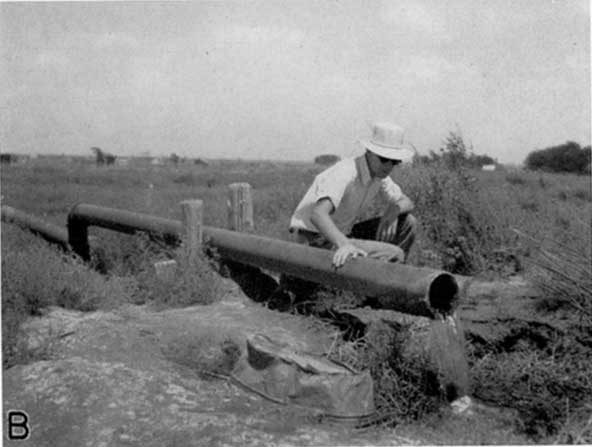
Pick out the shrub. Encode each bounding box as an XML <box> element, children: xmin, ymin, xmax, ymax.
<box><xmin>470</xmin><ymin>339</ymin><xmax>592</xmax><ymax>441</ymax></box>
<box><xmin>525</xmin><ymin>142</ymin><xmax>591</xmax><ymax>174</ymax></box>
<box><xmin>521</xmin><ymin>229</ymin><xmax>592</xmax><ymax>327</ymax></box>
<box><xmin>136</xmin><ymin>243</ymin><xmax>225</xmax><ymax>308</ymax></box>
<box><xmin>91</xmin><ymin>231</ymin><xmax>174</xmax><ymax>278</ymax></box>
<box><xmin>328</xmin><ymin>320</ymin><xmax>443</xmax><ymax>424</ymax></box>
<box><xmin>414</xmin><ymin>129</ymin><xmax>496</xmax><ymax>170</ymax></box>
<box><xmin>1</xmin><ymin>227</ymin><xmax>137</xmax><ymax>369</ymax></box>
<box><xmin>505</xmin><ymin>172</ymin><xmax>528</xmax><ymax>185</ymax></box>
<box><xmin>314</xmin><ymin>154</ymin><xmax>340</xmax><ymax>165</ymax></box>
<box><xmin>402</xmin><ymin>160</ymin><xmax>508</xmax><ymax>274</ymax></box>
<box><xmin>573</xmin><ymin>188</ymin><xmax>592</xmax><ymax>201</ymax></box>
<box><xmin>92</xmin><ymin>231</ymin><xmax>225</xmax><ymax>308</ymax></box>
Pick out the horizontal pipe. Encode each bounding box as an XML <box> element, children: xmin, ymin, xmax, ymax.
<box><xmin>68</xmin><ymin>203</ymin><xmax>182</xmax><ymax>236</ymax></box>
<box><xmin>1</xmin><ymin>206</ymin><xmax>70</xmax><ymax>250</ymax></box>
<box><xmin>208</xmin><ymin>229</ymin><xmax>460</xmax><ymax>317</ymax></box>
<box><xmin>68</xmin><ymin>203</ymin><xmax>460</xmax><ymax>317</ymax></box>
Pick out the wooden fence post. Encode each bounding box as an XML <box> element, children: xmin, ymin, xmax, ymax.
<box><xmin>228</xmin><ymin>183</ymin><xmax>254</xmax><ymax>232</ymax></box>
<box><xmin>154</xmin><ymin>259</ymin><xmax>178</xmax><ymax>281</ymax></box>
<box><xmin>180</xmin><ymin>199</ymin><xmax>203</xmax><ymax>263</ymax></box>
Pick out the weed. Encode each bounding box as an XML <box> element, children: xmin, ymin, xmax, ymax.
<box><xmin>574</xmin><ymin>188</ymin><xmax>591</xmax><ymax>202</ymax></box>
<box><xmin>136</xmin><ymin>242</ymin><xmax>225</xmax><ymax>308</ymax></box>
<box><xmin>398</xmin><ymin>160</ymin><xmax>512</xmax><ymax>274</ymax></box>
<box><xmin>470</xmin><ymin>337</ymin><xmax>592</xmax><ymax>441</ymax></box>
<box><xmin>506</xmin><ymin>172</ymin><xmax>528</xmax><ymax>185</ymax></box>
<box><xmin>519</xmin><ymin>199</ymin><xmax>539</xmax><ymax>212</ymax></box>
<box><xmin>328</xmin><ymin>321</ymin><xmax>443</xmax><ymax>424</ymax></box>
<box><xmin>1</xmin><ymin>226</ymin><xmax>136</xmax><ymax>368</ymax></box>
<box><xmin>516</xmin><ymin>227</ymin><xmax>592</xmax><ymax>326</ymax></box>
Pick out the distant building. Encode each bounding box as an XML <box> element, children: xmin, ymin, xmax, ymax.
<box><xmin>482</xmin><ymin>164</ymin><xmax>496</xmax><ymax>171</ymax></box>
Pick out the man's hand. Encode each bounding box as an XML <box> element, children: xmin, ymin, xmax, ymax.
<box><xmin>376</xmin><ymin>202</ymin><xmax>400</xmax><ymax>242</ymax></box>
<box><xmin>388</xmin><ymin>245</ymin><xmax>405</xmax><ymax>263</ymax></box>
<box><xmin>376</xmin><ymin>217</ymin><xmax>398</xmax><ymax>242</ymax></box>
<box><xmin>333</xmin><ymin>243</ymin><xmax>367</xmax><ymax>268</ymax></box>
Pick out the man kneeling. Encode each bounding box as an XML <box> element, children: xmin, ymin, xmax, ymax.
<box><xmin>275</xmin><ymin>122</ymin><xmax>418</xmax><ymax>309</ymax></box>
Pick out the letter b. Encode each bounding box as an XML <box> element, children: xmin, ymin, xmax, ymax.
<box><xmin>7</xmin><ymin>410</ymin><xmax>30</xmax><ymax>440</ymax></box>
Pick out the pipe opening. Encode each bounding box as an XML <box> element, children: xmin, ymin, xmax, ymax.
<box><xmin>428</xmin><ymin>273</ymin><xmax>459</xmax><ymax>314</ymax></box>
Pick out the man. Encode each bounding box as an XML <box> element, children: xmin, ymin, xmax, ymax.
<box><xmin>273</xmin><ymin>122</ymin><xmax>417</xmax><ymax>309</ymax></box>
<box><xmin>290</xmin><ymin>121</ymin><xmax>417</xmax><ymax>265</ymax></box>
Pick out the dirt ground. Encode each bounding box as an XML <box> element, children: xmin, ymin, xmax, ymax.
<box><xmin>4</xmin><ymin>278</ymin><xmax>536</xmax><ymax>446</ymax></box>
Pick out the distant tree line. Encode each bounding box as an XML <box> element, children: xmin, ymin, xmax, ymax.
<box><xmin>525</xmin><ymin>141</ymin><xmax>591</xmax><ymax>174</ymax></box>
<box><xmin>1</xmin><ymin>153</ymin><xmax>18</xmax><ymax>164</ymax></box>
<box><xmin>314</xmin><ymin>154</ymin><xmax>341</xmax><ymax>165</ymax></box>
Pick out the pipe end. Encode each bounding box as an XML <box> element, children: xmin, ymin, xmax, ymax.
<box><xmin>428</xmin><ymin>273</ymin><xmax>460</xmax><ymax>315</ymax></box>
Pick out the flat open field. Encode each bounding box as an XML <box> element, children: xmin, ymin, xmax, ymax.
<box><xmin>2</xmin><ymin>156</ymin><xmax>591</xmax><ymax>444</ymax></box>
<box><xmin>2</xmin><ymin>156</ymin><xmax>590</xmax><ymax>258</ymax></box>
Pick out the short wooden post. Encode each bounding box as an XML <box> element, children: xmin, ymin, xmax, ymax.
<box><xmin>180</xmin><ymin>199</ymin><xmax>203</xmax><ymax>263</ymax></box>
<box><xmin>228</xmin><ymin>183</ymin><xmax>254</xmax><ymax>232</ymax></box>
<box><xmin>154</xmin><ymin>259</ymin><xmax>178</xmax><ymax>281</ymax></box>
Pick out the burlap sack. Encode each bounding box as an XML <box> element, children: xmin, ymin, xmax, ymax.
<box><xmin>231</xmin><ymin>334</ymin><xmax>375</xmax><ymax>417</ymax></box>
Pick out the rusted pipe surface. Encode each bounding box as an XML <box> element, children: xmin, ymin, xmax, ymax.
<box><xmin>69</xmin><ymin>203</ymin><xmax>182</xmax><ymax>237</ymax></box>
<box><xmin>68</xmin><ymin>204</ymin><xmax>459</xmax><ymax>317</ymax></box>
<box><xmin>1</xmin><ymin>205</ymin><xmax>70</xmax><ymax>249</ymax></box>
<box><xmin>205</xmin><ymin>227</ymin><xmax>459</xmax><ymax>317</ymax></box>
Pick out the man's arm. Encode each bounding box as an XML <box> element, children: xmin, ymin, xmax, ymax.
<box><xmin>311</xmin><ymin>198</ymin><xmax>367</xmax><ymax>267</ymax></box>
<box><xmin>395</xmin><ymin>193</ymin><xmax>414</xmax><ymax>214</ymax></box>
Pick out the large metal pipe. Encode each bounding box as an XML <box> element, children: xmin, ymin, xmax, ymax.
<box><xmin>67</xmin><ymin>203</ymin><xmax>460</xmax><ymax>317</ymax></box>
<box><xmin>67</xmin><ymin>203</ymin><xmax>182</xmax><ymax>260</ymax></box>
<box><xmin>1</xmin><ymin>206</ymin><xmax>70</xmax><ymax>250</ymax></box>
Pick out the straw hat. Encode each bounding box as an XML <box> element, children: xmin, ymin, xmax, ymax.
<box><xmin>359</xmin><ymin>122</ymin><xmax>415</xmax><ymax>160</ymax></box>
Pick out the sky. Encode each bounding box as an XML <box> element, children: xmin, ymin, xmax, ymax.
<box><xmin>0</xmin><ymin>0</ymin><xmax>589</xmax><ymax>164</ymax></box>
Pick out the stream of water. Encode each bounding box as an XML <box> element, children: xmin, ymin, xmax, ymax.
<box><xmin>427</xmin><ymin>312</ymin><xmax>470</xmax><ymax>401</ymax></box>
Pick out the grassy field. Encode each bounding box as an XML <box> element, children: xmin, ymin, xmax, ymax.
<box><xmin>2</xmin><ymin>156</ymin><xmax>591</xmax><ymax>443</ymax></box>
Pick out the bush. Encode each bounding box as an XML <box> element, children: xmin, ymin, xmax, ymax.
<box><xmin>1</xmin><ymin>227</ymin><xmax>136</xmax><ymax>369</ymax></box>
<box><xmin>92</xmin><ymin>232</ymin><xmax>225</xmax><ymax>308</ymax></box>
<box><xmin>414</xmin><ymin>129</ymin><xmax>496</xmax><ymax>170</ymax></box>
<box><xmin>314</xmin><ymin>154</ymin><xmax>341</xmax><ymax>165</ymax></box>
<box><xmin>402</xmin><ymin>160</ymin><xmax>510</xmax><ymax>274</ymax></box>
<box><xmin>522</xmin><ymin>229</ymin><xmax>592</xmax><ymax>327</ymax></box>
<box><xmin>525</xmin><ymin>142</ymin><xmax>591</xmax><ymax>174</ymax></box>
<box><xmin>470</xmin><ymin>339</ymin><xmax>592</xmax><ymax>441</ymax></box>
<box><xmin>328</xmin><ymin>320</ymin><xmax>443</xmax><ymax>424</ymax></box>
<box><xmin>505</xmin><ymin>172</ymin><xmax>528</xmax><ymax>185</ymax></box>
<box><xmin>136</xmin><ymin>243</ymin><xmax>225</xmax><ymax>309</ymax></box>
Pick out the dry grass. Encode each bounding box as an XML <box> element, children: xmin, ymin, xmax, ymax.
<box><xmin>327</xmin><ymin>320</ymin><xmax>444</xmax><ymax>425</ymax></box>
<box><xmin>1</xmin><ymin>226</ymin><xmax>137</xmax><ymax>368</ymax></box>
<box><xmin>516</xmin><ymin>227</ymin><xmax>592</xmax><ymax>326</ymax></box>
<box><xmin>2</xmin><ymin>156</ymin><xmax>591</xmax><ymax>441</ymax></box>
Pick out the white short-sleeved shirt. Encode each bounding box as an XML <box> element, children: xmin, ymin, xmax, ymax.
<box><xmin>289</xmin><ymin>155</ymin><xmax>404</xmax><ymax>235</ymax></box>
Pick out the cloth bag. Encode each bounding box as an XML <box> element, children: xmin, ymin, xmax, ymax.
<box><xmin>231</xmin><ymin>334</ymin><xmax>375</xmax><ymax>417</ymax></box>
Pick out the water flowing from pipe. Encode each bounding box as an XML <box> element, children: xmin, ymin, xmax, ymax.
<box><xmin>427</xmin><ymin>311</ymin><xmax>470</xmax><ymax>402</ymax></box>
